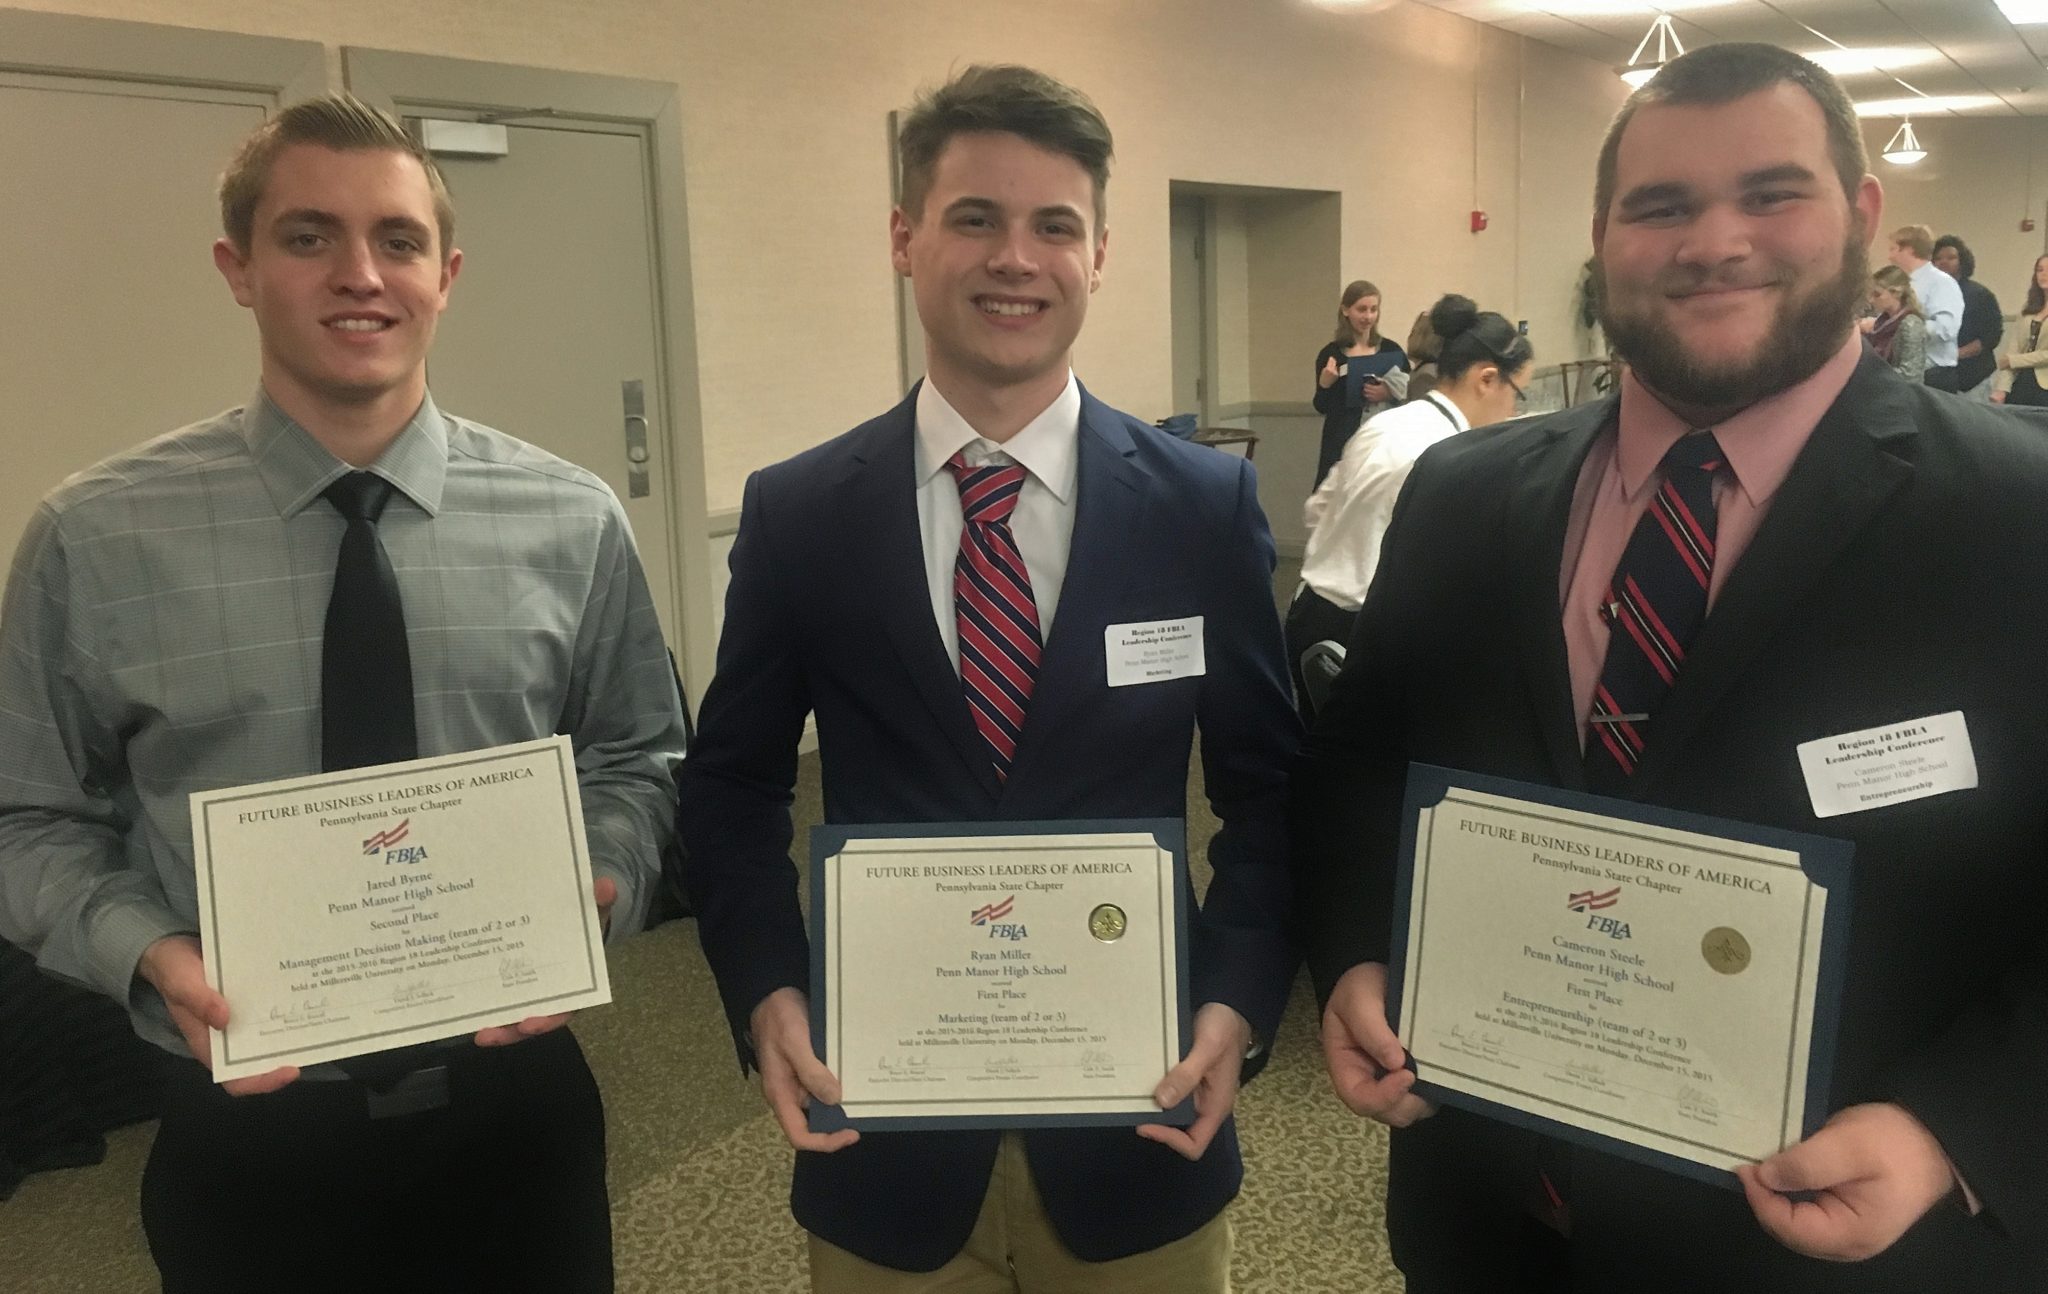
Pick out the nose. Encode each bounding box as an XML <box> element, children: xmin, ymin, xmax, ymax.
<box><xmin>986</xmin><ymin>223</ymin><xmax>1039</xmax><ymax>279</ymax></box>
<box><xmin>328</xmin><ymin>236</ymin><xmax>384</xmax><ymax>296</ymax></box>
<box><xmin>1673</xmin><ymin>203</ymin><xmax>1753</xmax><ymax>271</ymax></box>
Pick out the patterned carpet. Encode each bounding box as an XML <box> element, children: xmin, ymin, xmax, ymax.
<box><xmin>2</xmin><ymin>666</ymin><xmax>1404</xmax><ymax>1291</ymax></box>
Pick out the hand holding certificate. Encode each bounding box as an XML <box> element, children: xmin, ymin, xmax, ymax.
<box><xmin>188</xmin><ymin>736</ymin><xmax>612</xmax><ymax>1081</ymax></box>
<box><xmin>808</xmin><ymin>821</ymin><xmax>1193</xmax><ymax>1132</ymax></box>
<box><xmin>1387</xmin><ymin>767</ymin><xmax>1853</xmax><ymax>1187</ymax></box>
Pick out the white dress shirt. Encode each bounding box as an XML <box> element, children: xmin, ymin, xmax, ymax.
<box><xmin>915</xmin><ymin>374</ymin><xmax>1081</xmax><ymax>673</ymax></box>
<box><xmin>1299</xmin><ymin>391</ymin><xmax>1470</xmax><ymax>611</ymax></box>
<box><xmin>1910</xmin><ymin>260</ymin><xmax>1964</xmax><ymax>368</ymax></box>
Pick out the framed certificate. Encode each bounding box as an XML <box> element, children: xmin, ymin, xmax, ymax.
<box><xmin>807</xmin><ymin>820</ymin><xmax>1193</xmax><ymax>1132</ymax></box>
<box><xmin>189</xmin><ymin>736</ymin><xmax>611</xmax><ymax>1081</ymax></box>
<box><xmin>1389</xmin><ymin>765</ymin><xmax>1853</xmax><ymax>1188</ymax></box>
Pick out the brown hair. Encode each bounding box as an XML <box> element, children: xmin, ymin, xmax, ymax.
<box><xmin>219</xmin><ymin>93</ymin><xmax>455</xmax><ymax>258</ymax></box>
<box><xmin>1403</xmin><ymin>309</ymin><xmax>1440</xmax><ymax>363</ymax></box>
<box><xmin>1870</xmin><ymin>264</ymin><xmax>1920</xmax><ymax>317</ymax></box>
<box><xmin>1594</xmin><ymin>43</ymin><xmax>1866</xmax><ymax>223</ymax></box>
<box><xmin>1334</xmin><ymin>279</ymin><xmax>1383</xmax><ymax>347</ymax></box>
<box><xmin>1889</xmin><ymin>224</ymin><xmax>1934</xmax><ymax>261</ymax></box>
<box><xmin>897</xmin><ymin>65</ymin><xmax>1113</xmax><ymax>232</ymax></box>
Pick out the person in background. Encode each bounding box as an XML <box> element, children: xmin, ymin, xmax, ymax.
<box><xmin>1285</xmin><ymin>294</ymin><xmax>1533</xmax><ymax>711</ymax></box>
<box><xmin>1992</xmin><ymin>254</ymin><xmax>2048</xmax><ymax>408</ymax></box>
<box><xmin>1933</xmin><ymin>234</ymin><xmax>2001</xmax><ymax>401</ymax></box>
<box><xmin>1401</xmin><ymin>309</ymin><xmax>1443</xmax><ymax>404</ymax></box>
<box><xmin>1862</xmin><ymin>264</ymin><xmax>1926</xmax><ymax>382</ymax></box>
<box><xmin>1887</xmin><ymin>223</ymin><xmax>1962</xmax><ymax>390</ymax></box>
<box><xmin>1313</xmin><ymin>279</ymin><xmax>1410</xmax><ymax>485</ymax></box>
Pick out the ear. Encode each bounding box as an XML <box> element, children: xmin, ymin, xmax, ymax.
<box><xmin>890</xmin><ymin>206</ymin><xmax>914</xmax><ymax>278</ymax></box>
<box><xmin>213</xmin><ymin>237</ymin><xmax>255</xmax><ymax>307</ymax></box>
<box><xmin>1090</xmin><ymin>225</ymin><xmax>1109</xmax><ymax>293</ymax></box>
<box><xmin>1851</xmin><ymin>174</ymin><xmax>1883</xmax><ymax>251</ymax></box>
<box><xmin>1591</xmin><ymin>211</ymin><xmax>1608</xmax><ymax>258</ymax></box>
<box><xmin>438</xmin><ymin>247</ymin><xmax>463</xmax><ymax>305</ymax></box>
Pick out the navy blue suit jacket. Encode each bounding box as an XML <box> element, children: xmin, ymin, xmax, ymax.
<box><xmin>678</xmin><ymin>384</ymin><xmax>1300</xmax><ymax>1270</ymax></box>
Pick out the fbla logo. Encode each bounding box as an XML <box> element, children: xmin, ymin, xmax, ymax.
<box><xmin>362</xmin><ymin>819</ymin><xmax>428</xmax><ymax>866</ymax></box>
<box><xmin>969</xmin><ymin>895</ymin><xmax>1027</xmax><ymax>941</ymax></box>
<box><xmin>1568</xmin><ymin>887</ymin><xmax>1631</xmax><ymax>940</ymax></box>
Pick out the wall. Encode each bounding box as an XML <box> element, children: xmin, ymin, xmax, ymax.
<box><xmin>12</xmin><ymin>0</ymin><xmax>1629</xmax><ymax>522</ymax></box>
<box><xmin>1862</xmin><ymin>116</ymin><xmax>2048</xmax><ymax>313</ymax></box>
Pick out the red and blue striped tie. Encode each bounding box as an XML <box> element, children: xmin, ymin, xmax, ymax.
<box><xmin>946</xmin><ymin>452</ymin><xmax>1040</xmax><ymax>781</ymax></box>
<box><xmin>1585</xmin><ymin>431</ymin><xmax>1726</xmax><ymax>795</ymax></box>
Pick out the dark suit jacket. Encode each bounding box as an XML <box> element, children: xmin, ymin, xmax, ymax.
<box><xmin>1294</xmin><ymin>354</ymin><xmax>2048</xmax><ymax>1291</ymax></box>
<box><xmin>679</xmin><ymin>384</ymin><xmax>1299</xmax><ymax>1271</ymax></box>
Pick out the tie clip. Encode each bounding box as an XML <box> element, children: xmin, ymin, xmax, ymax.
<box><xmin>1590</xmin><ymin>712</ymin><xmax>1649</xmax><ymax>725</ymax></box>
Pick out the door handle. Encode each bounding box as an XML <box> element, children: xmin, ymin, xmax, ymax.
<box><xmin>622</xmin><ymin>380</ymin><xmax>651</xmax><ymax>498</ymax></box>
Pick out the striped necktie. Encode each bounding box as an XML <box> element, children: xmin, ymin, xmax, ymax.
<box><xmin>1584</xmin><ymin>431</ymin><xmax>1726</xmax><ymax>794</ymax></box>
<box><xmin>946</xmin><ymin>451</ymin><xmax>1040</xmax><ymax>781</ymax></box>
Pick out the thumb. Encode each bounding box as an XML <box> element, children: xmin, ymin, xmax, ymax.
<box><xmin>1756</xmin><ymin>1134</ymin><xmax>1851</xmax><ymax>1195</ymax></box>
<box><xmin>592</xmin><ymin>875</ymin><xmax>618</xmax><ymax>909</ymax></box>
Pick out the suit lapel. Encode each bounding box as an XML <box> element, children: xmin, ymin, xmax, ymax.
<box><xmin>846</xmin><ymin>387</ymin><xmax>1002</xmax><ymax>800</ymax></box>
<box><xmin>1507</xmin><ymin>397</ymin><xmax>1615</xmax><ymax>789</ymax></box>
<box><xmin>1001</xmin><ymin>390</ymin><xmax>1144</xmax><ymax>793</ymax></box>
<box><xmin>1630</xmin><ymin>357</ymin><xmax>1918</xmax><ymax>795</ymax></box>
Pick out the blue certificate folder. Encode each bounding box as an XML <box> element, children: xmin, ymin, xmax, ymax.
<box><xmin>1388</xmin><ymin>765</ymin><xmax>1854</xmax><ymax>1191</ymax></box>
<box><xmin>1342</xmin><ymin>350</ymin><xmax>1404</xmax><ymax>408</ymax></box>
<box><xmin>807</xmin><ymin>820</ymin><xmax>1195</xmax><ymax>1133</ymax></box>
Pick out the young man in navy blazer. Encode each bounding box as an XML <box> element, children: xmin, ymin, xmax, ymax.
<box><xmin>678</xmin><ymin>65</ymin><xmax>1298</xmax><ymax>1290</ymax></box>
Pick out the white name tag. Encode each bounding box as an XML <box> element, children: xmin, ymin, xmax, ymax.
<box><xmin>1105</xmin><ymin>617</ymin><xmax>1205</xmax><ymax>688</ymax></box>
<box><xmin>1795</xmin><ymin>711</ymin><xmax>1976</xmax><ymax>819</ymax></box>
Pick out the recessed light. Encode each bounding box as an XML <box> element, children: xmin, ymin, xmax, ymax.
<box><xmin>1853</xmin><ymin>95</ymin><xmax>2000</xmax><ymax>117</ymax></box>
<box><xmin>1994</xmin><ymin>0</ymin><xmax>2048</xmax><ymax>24</ymax></box>
<box><xmin>1801</xmin><ymin>47</ymin><xmax>1942</xmax><ymax>77</ymax></box>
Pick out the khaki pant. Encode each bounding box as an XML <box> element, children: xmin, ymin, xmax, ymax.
<box><xmin>807</xmin><ymin>1133</ymin><xmax>1232</xmax><ymax>1293</ymax></box>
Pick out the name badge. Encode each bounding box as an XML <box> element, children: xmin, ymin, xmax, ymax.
<box><xmin>1795</xmin><ymin>711</ymin><xmax>1976</xmax><ymax>819</ymax></box>
<box><xmin>1105</xmin><ymin>617</ymin><xmax>1205</xmax><ymax>688</ymax></box>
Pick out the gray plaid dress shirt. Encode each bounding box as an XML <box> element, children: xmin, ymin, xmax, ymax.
<box><xmin>0</xmin><ymin>390</ymin><xmax>685</xmax><ymax>1056</ymax></box>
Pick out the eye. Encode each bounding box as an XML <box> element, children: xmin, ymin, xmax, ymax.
<box><xmin>285</xmin><ymin>231</ymin><xmax>325</xmax><ymax>251</ymax></box>
<box><xmin>384</xmin><ymin>237</ymin><xmax>424</xmax><ymax>255</ymax></box>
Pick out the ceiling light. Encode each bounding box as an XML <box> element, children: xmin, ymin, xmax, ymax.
<box><xmin>1800</xmin><ymin>46</ymin><xmax>1942</xmax><ymax>77</ymax></box>
<box><xmin>1994</xmin><ymin>0</ymin><xmax>2048</xmax><ymax>24</ymax></box>
<box><xmin>1618</xmin><ymin>14</ymin><xmax>1684</xmax><ymax>89</ymax></box>
<box><xmin>1853</xmin><ymin>94</ymin><xmax>2000</xmax><ymax>117</ymax></box>
<box><xmin>1880</xmin><ymin>119</ymin><xmax>1926</xmax><ymax>165</ymax></box>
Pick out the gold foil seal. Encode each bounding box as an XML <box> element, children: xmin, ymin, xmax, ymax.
<box><xmin>1088</xmin><ymin>903</ymin><xmax>1127</xmax><ymax>942</ymax></box>
<box><xmin>1702</xmin><ymin>927</ymin><xmax>1751</xmax><ymax>975</ymax></box>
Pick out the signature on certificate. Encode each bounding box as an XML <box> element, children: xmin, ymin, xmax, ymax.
<box><xmin>268</xmin><ymin>997</ymin><xmax>332</xmax><ymax>1027</ymax></box>
<box><xmin>983</xmin><ymin>1054</ymin><xmax>1025</xmax><ymax>1077</ymax></box>
<box><xmin>1675</xmin><ymin>1084</ymin><xmax>1722</xmax><ymax>1120</ymax></box>
<box><xmin>390</xmin><ymin>978</ymin><xmax>438</xmax><ymax>1007</ymax></box>
<box><xmin>498</xmin><ymin>954</ymin><xmax>538</xmax><ymax>986</ymax></box>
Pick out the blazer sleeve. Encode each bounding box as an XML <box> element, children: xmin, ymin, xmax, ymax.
<box><xmin>676</xmin><ymin>469</ymin><xmax>814</xmax><ymax>1062</ymax></box>
<box><xmin>1893</xmin><ymin>315</ymin><xmax>1928</xmax><ymax>383</ymax></box>
<box><xmin>1188</xmin><ymin>458</ymin><xmax>1304</xmax><ymax>1049</ymax></box>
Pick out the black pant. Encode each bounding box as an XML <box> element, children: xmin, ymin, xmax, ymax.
<box><xmin>1925</xmin><ymin>365</ymin><xmax>1959</xmax><ymax>393</ymax></box>
<box><xmin>140</xmin><ymin>1028</ymin><xmax>611</xmax><ymax>1293</ymax></box>
<box><xmin>1284</xmin><ymin>585</ymin><xmax>1361</xmax><ymax>718</ymax></box>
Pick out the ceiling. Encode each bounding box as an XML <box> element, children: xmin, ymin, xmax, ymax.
<box><xmin>1399</xmin><ymin>0</ymin><xmax>2048</xmax><ymax>117</ymax></box>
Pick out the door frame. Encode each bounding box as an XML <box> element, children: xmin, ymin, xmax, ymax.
<box><xmin>0</xmin><ymin>9</ymin><xmax>326</xmax><ymax>100</ymax></box>
<box><xmin>344</xmin><ymin>48</ymin><xmax>715</xmax><ymax>707</ymax></box>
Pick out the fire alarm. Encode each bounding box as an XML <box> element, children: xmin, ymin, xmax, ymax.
<box><xmin>1471</xmin><ymin>210</ymin><xmax>1489</xmax><ymax>233</ymax></box>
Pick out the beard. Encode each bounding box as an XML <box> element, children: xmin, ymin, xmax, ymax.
<box><xmin>1596</xmin><ymin>232</ymin><xmax>1867</xmax><ymax>412</ymax></box>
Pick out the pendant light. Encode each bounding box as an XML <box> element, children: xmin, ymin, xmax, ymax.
<box><xmin>1619</xmin><ymin>14</ymin><xmax>1684</xmax><ymax>90</ymax></box>
<box><xmin>1881</xmin><ymin>118</ymin><xmax>1927</xmax><ymax>165</ymax></box>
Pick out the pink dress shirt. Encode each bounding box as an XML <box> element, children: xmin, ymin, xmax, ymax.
<box><xmin>1560</xmin><ymin>333</ymin><xmax>1863</xmax><ymax>743</ymax></box>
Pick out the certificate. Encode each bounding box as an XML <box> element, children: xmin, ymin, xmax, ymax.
<box><xmin>808</xmin><ymin>821</ymin><xmax>1192</xmax><ymax>1131</ymax></box>
<box><xmin>190</xmin><ymin>736</ymin><xmax>611</xmax><ymax>1081</ymax></box>
<box><xmin>1389</xmin><ymin>766</ymin><xmax>1853</xmax><ymax>1187</ymax></box>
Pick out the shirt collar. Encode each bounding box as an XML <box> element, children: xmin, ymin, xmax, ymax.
<box><xmin>914</xmin><ymin>372</ymin><xmax>1081</xmax><ymax>504</ymax></box>
<box><xmin>243</xmin><ymin>386</ymin><xmax>451</xmax><ymax>519</ymax></box>
<box><xmin>1424</xmin><ymin>391</ymin><xmax>1471</xmax><ymax>434</ymax></box>
<box><xmin>1615</xmin><ymin>331</ymin><xmax>1861</xmax><ymax>508</ymax></box>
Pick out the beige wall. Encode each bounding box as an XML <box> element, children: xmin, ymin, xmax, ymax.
<box><xmin>1863</xmin><ymin>116</ymin><xmax>2048</xmax><ymax>315</ymax></box>
<box><xmin>14</xmin><ymin>0</ymin><xmax>1628</xmax><ymax>514</ymax></box>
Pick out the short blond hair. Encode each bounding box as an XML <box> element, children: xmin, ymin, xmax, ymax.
<box><xmin>219</xmin><ymin>93</ymin><xmax>455</xmax><ymax>258</ymax></box>
<box><xmin>1889</xmin><ymin>224</ymin><xmax>1934</xmax><ymax>261</ymax></box>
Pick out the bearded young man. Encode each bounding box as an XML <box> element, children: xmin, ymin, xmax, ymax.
<box><xmin>1293</xmin><ymin>43</ymin><xmax>2048</xmax><ymax>1292</ymax></box>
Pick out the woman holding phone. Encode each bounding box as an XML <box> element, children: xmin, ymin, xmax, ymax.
<box><xmin>1312</xmin><ymin>279</ymin><xmax>1409</xmax><ymax>487</ymax></box>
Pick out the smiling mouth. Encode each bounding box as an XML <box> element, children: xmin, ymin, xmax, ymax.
<box><xmin>977</xmin><ymin>298</ymin><xmax>1045</xmax><ymax>317</ymax></box>
<box><xmin>326</xmin><ymin>318</ymin><xmax>396</xmax><ymax>332</ymax></box>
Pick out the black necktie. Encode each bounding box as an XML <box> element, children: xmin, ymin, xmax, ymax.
<box><xmin>320</xmin><ymin>472</ymin><xmax>429</xmax><ymax>1087</ymax></box>
<box><xmin>1584</xmin><ymin>432</ymin><xmax>1726</xmax><ymax>796</ymax></box>
<box><xmin>321</xmin><ymin>473</ymin><xmax>416</xmax><ymax>771</ymax></box>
